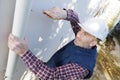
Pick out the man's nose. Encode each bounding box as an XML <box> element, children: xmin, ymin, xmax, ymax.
<box><xmin>77</xmin><ymin>32</ymin><xmax>82</xmax><ymax>38</ymax></box>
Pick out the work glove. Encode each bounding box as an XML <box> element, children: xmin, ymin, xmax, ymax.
<box><xmin>43</xmin><ymin>7</ymin><xmax>67</xmax><ymax>20</ymax></box>
<box><xmin>8</xmin><ymin>33</ymin><xmax>28</xmax><ymax>56</ymax></box>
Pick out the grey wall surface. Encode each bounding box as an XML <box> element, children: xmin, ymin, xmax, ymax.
<box><xmin>25</xmin><ymin>0</ymin><xmax>92</xmax><ymax>62</ymax></box>
<box><xmin>0</xmin><ymin>0</ymin><xmax>16</xmax><ymax>80</ymax></box>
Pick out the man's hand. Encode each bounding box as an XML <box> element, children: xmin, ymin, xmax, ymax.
<box><xmin>8</xmin><ymin>34</ymin><xmax>28</xmax><ymax>56</ymax></box>
<box><xmin>43</xmin><ymin>7</ymin><xmax>67</xmax><ymax>20</ymax></box>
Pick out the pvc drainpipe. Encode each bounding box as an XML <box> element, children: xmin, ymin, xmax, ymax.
<box><xmin>5</xmin><ymin>0</ymin><xmax>33</xmax><ymax>80</ymax></box>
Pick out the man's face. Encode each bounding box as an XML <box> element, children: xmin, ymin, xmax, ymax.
<box><xmin>74</xmin><ymin>28</ymin><xmax>97</xmax><ymax>48</ymax></box>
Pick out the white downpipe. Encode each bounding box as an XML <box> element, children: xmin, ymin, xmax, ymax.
<box><xmin>5</xmin><ymin>0</ymin><xmax>33</xmax><ymax>80</ymax></box>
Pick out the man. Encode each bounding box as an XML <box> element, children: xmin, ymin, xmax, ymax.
<box><xmin>8</xmin><ymin>7</ymin><xmax>108</xmax><ymax>80</ymax></box>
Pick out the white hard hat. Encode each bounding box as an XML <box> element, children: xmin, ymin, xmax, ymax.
<box><xmin>78</xmin><ymin>18</ymin><xmax>109</xmax><ymax>41</ymax></box>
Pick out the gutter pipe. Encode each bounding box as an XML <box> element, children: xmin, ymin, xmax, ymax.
<box><xmin>5</xmin><ymin>0</ymin><xmax>33</xmax><ymax>80</ymax></box>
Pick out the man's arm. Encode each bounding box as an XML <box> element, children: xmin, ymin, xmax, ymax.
<box><xmin>21</xmin><ymin>49</ymin><xmax>89</xmax><ymax>80</ymax></box>
<box><xmin>64</xmin><ymin>9</ymin><xmax>81</xmax><ymax>35</ymax></box>
<box><xmin>8</xmin><ymin>30</ymin><xmax>89</xmax><ymax>80</ymax></box>
<box><xmin>43</xmin><ymin>7</ymin><xmax>81</xmax><ymax>35</ymax></box>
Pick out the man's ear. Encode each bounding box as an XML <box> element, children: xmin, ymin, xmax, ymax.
<box><xmin>90</xmin><ymin>40</ymin><xmax>97</xmax><ymax>47</ymax></box>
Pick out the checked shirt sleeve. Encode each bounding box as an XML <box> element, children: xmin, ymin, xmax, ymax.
<box><xmin>64</xmin><ymin>9</ymin><xmax>81</xmax><ymax>35</ymax></box>
<box><xmin>21</xmin><ymin>50</ymin><xmax>89</xmax><ymax>80</ymax></box>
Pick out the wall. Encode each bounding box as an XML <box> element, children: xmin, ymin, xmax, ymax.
<box><xmin>25</xmin><ymin>0</ymin><xmax>92</xmax><ymax>62</ymax></box>
<box><xmin>0</xmin><ymin>0</ymin><xmax>16</xmax><ymax>80</ymax></box>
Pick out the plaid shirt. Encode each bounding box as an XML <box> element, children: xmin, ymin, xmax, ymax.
<box><xmin>21</xmin><ymin>50</ymin><xmax>89</xmax><ymax>80</ymax></box>
<box><xmin>21</xmin><ymin>9</ymin><xmax>89</xmax><ymax>80</ymax></box>
<box><xmin>65</xmin><ymin>9</ymin><xmax>81</xmax><ymax>35</ymax></box>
